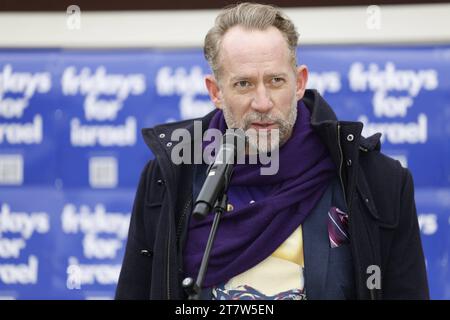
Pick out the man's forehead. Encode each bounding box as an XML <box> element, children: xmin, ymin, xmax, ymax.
<box><xmin>220</xmin><ymin>26</ymin><xmax>288</xmax><ymax>57</ymax></box>
<box><xmin>219</xmin><ymin>26</ymin><xmax>291</xmax><ymax>75</ymax></box>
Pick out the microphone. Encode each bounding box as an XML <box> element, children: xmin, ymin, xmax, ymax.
<box><xmin>192</xmin><ymin>129</ymin><xmax>246</xmax><ymax>219</ymax></box>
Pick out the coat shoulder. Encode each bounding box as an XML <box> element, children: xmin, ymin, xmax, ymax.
<box><xmin>357</xmin><ymin>144</ymin><xmax>413</xmax><ymax>229</ymax></box>
<box><xmin>358</xmin><ymin>133</ymin><xmax>407</xmax><ymax>181</ymax></box>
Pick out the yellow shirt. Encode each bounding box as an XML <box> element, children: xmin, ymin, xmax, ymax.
<box><xmin>212</xmin><ymin>226</ymin><xmax>306</xmax><ymax>300</ymax></box>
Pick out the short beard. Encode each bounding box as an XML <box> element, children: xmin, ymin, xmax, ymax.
<box><xmin>222</xmin><ymin>98</ymin><xmax>298</xmax><ymax>153</ymax></box>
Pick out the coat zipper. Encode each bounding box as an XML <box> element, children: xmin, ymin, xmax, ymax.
<box><xmin>167</xmin><ymin>196</ymin><xmax>192</xmax><ymax>300</ymax></box>
<box><xmin>177</xmin><ymin>197</ymin><xmax>192</xmax><ymax>244</ymax></box>
<box><xmin>338</xmin><ymin>124</ymin><xmax>377</xmax><ymax>300</ymax></box>
<box><xmin>336</xmin><ymin>123</ymin><xmax>347</xmax><ymax>205</ymax></box>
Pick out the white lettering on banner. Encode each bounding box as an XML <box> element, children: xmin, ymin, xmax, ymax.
<box><xmin>0</xmin><ymin>63</ymin><xmax>48</xmax><ymax>151</ymax></box>
<box><xmin>0</xmin><ymin>98</ymin><xmax>28</xmax><ymax>119</ymax></box>
<box><xmin>0</xmin><ymin>64</ymin><xmax>51</xmax><ymax>119</ymax></box>
<box><xmin>62</xmin><ymin>66</ymin><xmax>145</xmax><ymax>99</ymax></box>
<box><xmin>307</xmin><ymin>71</ymin><xmax>341</xmax><ymax>96</ymax></box>
<box><xmin>84</xmin><ymin>95</ymin><xmax>124</xmax><ymax>121</ymax></box>
<box><xmin>0</xmin><ymin>203</ymin><xmax>50</xmax><ymax>240</ymax></box>
<box><xmin>373</xmin><ymin>91</ymin><xmax>413</xmax><ymax>118</ymax></box>
<box><xmin>156</xmin><ymin>66</ymin><xmax>207</xmax><ymax>97</ymax></box>
<box><xmin>0</xmin><ymin>255</ymin><xmax>38</xmax><ymax>284</ymax></box>
<box><xmin>83</xmin><ymin>234</ymin><xmax>123</xmax><ymax>259</ymax></box>
<box><xmin>418</xmin><ymin>213</ymin><xmax>438</xmax><ymax>235</ymax></box>
<box><xmin>61</xmin><ymin>204</ymin><xmax>130</xmax><ymax>260</ymax></box>
<box><xmin>67</xmin><ymin>257</ymin><xmax>121</xmax><ymax>285</ymax></box>
<box><xmin>348</xmin><ymin>62</ymin><xmax>438</xmax><ymax>145</ymax></box>
<box><xmin>0</xmin><ymin>204</ymin><xmax>49</xmax><ymax>285</ymax></box>
<box><xmin>61</xmin><ymin>66</ymin><xmax>145</xmax><ymax>121</ymax></box>
<box><xmin>0</xmin><ymin>115</ymin><xmax>42</xmax><ymax>144</ymax></box>
<box><xmin>61</xmin><ymin>204</ymin><xmax>130</xmax><ymax>239</ymax></box>
<box><xmin>359</xmin><ymin>114</ymin><xmax>427</xmax><ymax>144</ymax></box>
<box><xmin>62</xmin><ymin>66</ymin><xmax>145</xmax><ymax>147</ymax></box>
<box><xmin>348</xmin><ymin>62</ymin><xmax>438</xmax><ymax>97</ymax></box>
<box><xmin>155</xmin><ymin>66</ymin><xmax>214</xmax><ymax>120</ymax></box>
<box><xmin>70</xmin><ymin>117</ymin><xmax>136</xmax><ymax>147</ymax></box>
<box><xmin>0</xmin><ymin>238</ymin><xmax>26</xmax><ymax>258</ymax></box>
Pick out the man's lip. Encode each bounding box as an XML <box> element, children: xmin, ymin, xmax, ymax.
<box><xmin>251</xmin><ymin>122</ymin><xmax>276</xmax><ymax>128</ymax></box>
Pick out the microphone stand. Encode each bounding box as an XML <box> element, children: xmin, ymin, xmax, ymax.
<box><xmin>183</xmin><ymin>193</ymin><xmax>228</xmax><ymax>300</ymax></box>
<box><xmin>182</xmin><ymin>130</ymin><xmax>244</xmax><ymax>300</ymax></box>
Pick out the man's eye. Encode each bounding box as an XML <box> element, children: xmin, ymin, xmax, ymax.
<box><xmin>272</xmin><ymin>77</ymin><xmax>285</xmax><ymax>85</ymax></box>
<box><xmin>235</xmin><ymin>80</ymin><xmax>251</xmax><ymax>88</ymax></box>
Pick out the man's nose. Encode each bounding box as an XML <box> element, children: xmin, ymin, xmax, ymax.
<box><xmin>250</xmin><ymin>85</ymin><xmax>273</xmax><ymax>113</ymax></box>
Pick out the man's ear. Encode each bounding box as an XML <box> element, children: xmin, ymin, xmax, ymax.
<box><xmin>205</xmin><ymin>75</ymin><xmax>223</xmax><ymax>109</ymax></box>
<box><xmin>295</xmin><ymin>65</ymin><xmax>309</xmax><ymax>100</ymax></box>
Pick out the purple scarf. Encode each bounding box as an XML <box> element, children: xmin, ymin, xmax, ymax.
<box><xmin>183</xmin><ymin>101</ymin><xmax>336</xmax><ymax>287</ymax></box>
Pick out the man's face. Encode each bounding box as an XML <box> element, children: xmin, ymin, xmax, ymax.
<box><xmin>205</xmin><ymin>25</ymin><xmax>308</xmax><ymax>152</ymax></box>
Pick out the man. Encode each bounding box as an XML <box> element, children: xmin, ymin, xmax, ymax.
<box><xmin>116</xmin><ymin>3</ymin><xmax>429</xmax><ymax>300</ymax></box>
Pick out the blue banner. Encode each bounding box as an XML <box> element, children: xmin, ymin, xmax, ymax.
<box><xmin>0</xmin><ymin>46</ymin><xmax>449</xmax><ymax>299</ymax></box>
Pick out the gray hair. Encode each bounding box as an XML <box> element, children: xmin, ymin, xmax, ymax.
<box><xmin>204</xmin><ymin>2</ymin><xmax>299</xmax><ymax>79</ymax></box>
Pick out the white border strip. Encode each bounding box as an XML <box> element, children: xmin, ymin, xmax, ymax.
<box><xmin>0</xmin><ymin>3</ymin><xmax>449</xmax><ymax>47</ymax></box>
